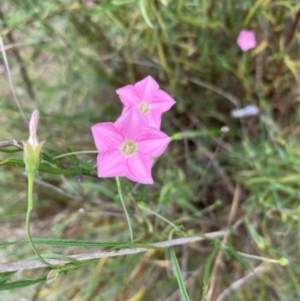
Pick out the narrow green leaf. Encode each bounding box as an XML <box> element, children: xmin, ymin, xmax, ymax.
<box><xmin>202</xmin><ymin>243</ymin><xmax>219</xmax><ymax>300</ymax></box>
<box><xmin>0</xmin><ymin>147</ymin><xmax>21</xmax><ymax>153</ymax></box>
<box><xmin>139</xmin><ymin>0</ymin><xmax>154</xmax><ymax>28</ymax></box>
<box><xmin>0</xmin><ymin>277</ymin><xmax>46</xmax><ymax>290</ymax></box>
<box><xmin>243</xmin><ymin>0</ymin><xmax>265</xmax><ymax>27</ymax></box>
<box><xmin>169</xmin><ymin>248</ymin><xmax>191</xmax><ymax>301</ymax></box>
<box><xmin>0</xmin><ymin>237</ymin><xmax>151</xmax><ymax>249</ymax></box>
<box><xmin>226</xmin><ymin>240</ymin><xmax>253</xmax><ymax>272</ymax></box>
<box><xmin>203</xmin><ymin>244</ymin><xmax>218</xmax><ymax>286</ymax></box>
<box><xmin>171</xmin><ymin>130</ymin><xmax>220</xmax><ymax>140</ymax></box>
<box><xmin>0</xmin><ymin>158</ymin><xmax>94</xmax><ymax>176</ymax></box>
<box><xmin>245</xmin><ymin>219</ymin><xmax>266</xmax><ymax>250</ymax></box>
<box><xmin>0</xmin><ymin>272</ymin><xmax>15</xmax><ymax>284</ymax></box>
<box><xmin>82</xmin><ymin>182</ymin><xmax>118</xmax><ymax>202</ymax></box>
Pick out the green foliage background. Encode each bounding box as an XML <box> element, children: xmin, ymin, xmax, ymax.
<box><xmin>0</xmin><ymin>0</ymin><xmax>300</xmax><ymax>300</ymax></box>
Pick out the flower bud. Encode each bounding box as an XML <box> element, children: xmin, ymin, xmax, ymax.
<box><xmin>23</xmin><ymin>110</ymin><xmax>44</xmax><ymax>173</ymax></box>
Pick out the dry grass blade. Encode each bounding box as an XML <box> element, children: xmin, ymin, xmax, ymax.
<box><xmin>0</xmin><ymin>36</ymin><xmax>27</xmax><ymax>124</ymax></box>
<box><xmin>0</xmin><ymin>231</ymin><xmax>228</xmax><ymax>273</ymax></box>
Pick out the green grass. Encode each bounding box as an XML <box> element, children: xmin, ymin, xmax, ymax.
<box><xmin>0</xmin><ymin>0</ymin><xmax>300</xmax><ymax>300</ymax></box>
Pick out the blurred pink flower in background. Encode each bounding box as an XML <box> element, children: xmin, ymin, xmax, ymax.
<box><xmin>86</xmin><ymin>0</ymin><xmax>94</xmax><ymax>8</ymax></box>
<box><xmin>91</xmin><ymin>107</ymin><xmax>170</xmax><ymax>184</ymax></box>
<box><xmin>116</xmin><ymin>76</ymin><xmax>176</xmax><ymax>129</ymax></box>
<box><xmin>237</xmin><ymin>30</ymin><xmax>257</xmax><ymax>51</ymax></box>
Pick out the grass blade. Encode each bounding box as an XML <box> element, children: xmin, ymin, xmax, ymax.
<box><xmin>139</xmin><ymin>0</ymin><xmax>154</xmax><ymax>28</ymax></box>
<box><xmin>0</xmin><ymin>277</ymin><xmax>46</xmax><ymax>290</ymax></box>
<box><xmin>169</xmin><ymin>247</ymin><xmax>191</xmax><ymax>301</ymax></box>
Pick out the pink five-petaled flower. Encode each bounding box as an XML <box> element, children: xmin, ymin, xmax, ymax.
<box><xmin>23</xmin><ymin>110</ymin><xmax>44</xmax><ymax>174</ymax></box>
<box><xmin>237</xmin><ymin>29</ymin><xmax>257</xmax><ymax>52</ymax></box>
<box><xmin>91</xmin><ymin>107</ymin><xmax>170</xmax><ymax>184</ymax></box>
<box><xmin>116</xmin><ymin>75</ymin><xmax>176</xmax><ymax>129</ymax></box>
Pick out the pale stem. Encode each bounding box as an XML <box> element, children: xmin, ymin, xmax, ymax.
<box><xmin>115</xmin><ymin>177</ymin><xmax>133</xmax><ymax>243</ymax></box>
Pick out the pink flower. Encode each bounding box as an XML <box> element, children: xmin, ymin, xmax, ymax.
<box><xmin>116</xmin><ymin>76</ymin><xmax>176</xmax><ymax>129</ymax></box>
<box><xmin>86</xmin><ymin>0</ymin><xmax>94</xmax><ymax>8</ymax></box>
<box><xmin>237</xmin><ymin>30</ymin><xmax>257</xmax><ymax>51</ymax></box>
<box><xmin>91</xmin><ymin>107</ymin><xmax>170</xmax><ymax>184</ymax></box>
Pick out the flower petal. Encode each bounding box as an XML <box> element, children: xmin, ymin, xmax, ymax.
<box><xmin>146</xmin><ymin>110</ymin><xmax>162</xmax><ymax>129</ymax></box>
<box><xmin>120</xmin><ymin>106</ymin><xmax>130</xmax><ymax>117</ymax></box>
<box><xmin>116</xmin><ymin>85</ymin><xmax>140</xmax><ymax>106</ymax></box>
<box><xmin>91</xmin><ymin>122</ymin><xmax>123</xmax><ymax>152</ymax></box>
<box><xmin>137</xmin><ymin>127</ymin><xmax>170</xmax><ymax>157</ymax></box>
<box><xmin>114</xmin><ymin>107</ymin><xmax>148</xmax><ymax>140</ymax></box>
<box><xmin>126</xmin><ymin>153</ymin><xmax>153</xmax><ymax>184</ymax></box>
<box><xmin>134</xmin><ymin>76</ymin><xmax>159</xmax><ymax>102</ymax></box>
<box><xmin>151</xmin><ymin>89</ymin><xmax>176</xmax><ymax>112</ymax></box>
<box><xmin>97</xmin><ymin>150</ymin><xmax>126</xmax><ymax>177</ymax></box>
<box><xmin>28</xmin><ymin>110</ymin><xmax>39</xmax><ymax>147</ymax></box>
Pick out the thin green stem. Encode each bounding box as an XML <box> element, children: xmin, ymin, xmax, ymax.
<box><xmin>26</xmin><ymin>173</ymin><xmax>61</xmax><ymax>268</ymax></box>
<box><xmin>234</xmin><ymin>250</ymin><xmax>288</xmax><ymax>266</ymax></box>
<box><xmin>138</xmin><ymin>203</ymin><xmax>181</xmax><ymax>232</ymax></box>
<box><xmin>116</xmin><ymin>177</ymin><xmax>133</xmax><ymax>243</ymax></box>
<box><xmin>53</xmin><ymin>150</ymin><xmax>98</xmax><ymax>160</ymax></box>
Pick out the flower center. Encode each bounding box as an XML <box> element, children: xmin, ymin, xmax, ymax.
<box><xmin>121</xmin><ymin>141</ymin><xmax>137</xmax><ymax>156</ymax></box>
<box><xmin>138</xmin><ymin>101</ymin><xmax>150</xmax><ymax>114</ymax></box>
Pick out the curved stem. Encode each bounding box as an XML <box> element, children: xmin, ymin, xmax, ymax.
<box><xmin>116</xmin><ymin>177</ymin><xmax>133</xmax><ymax>243</ymax></box>
<box><xmin>26</xmin><ymin>173</ymin><xmax>60</xmax><ymax>268</ymax></box>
